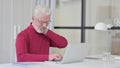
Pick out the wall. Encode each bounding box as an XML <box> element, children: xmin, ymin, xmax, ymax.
<box><xmin>0</xmin><ymin>0</ymin><xmax>13</xmax><ymax>63</ymax></box>
<box><xmin>0</xmin><ymin>0</ymin><xmax>2</xmax><ymax>62</ymax></box>
<box><xmin>111</xmin><ymin>0</ymin><xmax>120</xmax><ymax>18</ymax></box>
<box><xmin>0</xmin><ymin>0</ymin><xmax>33</xmax><ymax>63</ymax></box>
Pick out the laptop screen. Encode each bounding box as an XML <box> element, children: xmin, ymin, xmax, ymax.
<box><xmin>61</xmin><ymin>43</ymin><xmax>88</xmax><ymax>64</ymax></box>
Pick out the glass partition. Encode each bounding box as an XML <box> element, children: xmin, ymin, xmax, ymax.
<box><xmin>54</xmin><ymin>0</ymin><xmax>120</xmax><ymax>55</ymax></box>
<box><xmin>54</xmin><ymin>0</ymin><xmax>81</xmax><ymax>43</ymax></box>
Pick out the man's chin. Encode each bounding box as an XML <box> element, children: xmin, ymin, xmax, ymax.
<box><xmin>36</xmin><ymin>30</ymin><xmax>44</xmax><ymax>33</ymax></box>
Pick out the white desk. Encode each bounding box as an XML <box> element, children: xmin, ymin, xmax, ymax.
<box><xmin>0</xmin><ymin>59</ymin><xmax>120</xmax><ymax>68</ymax></box>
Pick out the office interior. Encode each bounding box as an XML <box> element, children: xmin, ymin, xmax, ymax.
<box><xmin>0</xmin><ymin>0</ymin><xmax>120</xmax><ymax>64</ymax></box>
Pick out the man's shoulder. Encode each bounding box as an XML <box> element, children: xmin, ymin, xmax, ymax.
<box><xmin>17</xmin><ymin>27</ymin><xmax>29</xmax><ymax>37</ymax></box>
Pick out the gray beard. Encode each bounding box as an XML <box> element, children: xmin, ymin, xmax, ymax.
<box><xmin>35</xmin><ymin>26</ymin><xmax>45</xmax><ymax>33</ymax></box>
<box><xmin>32</xmin><ymin>24</ymin><xmax>44</xmax><ymax>33</ymax></box>
<box><xmin>36</xmin><ymin>28</ymin><xmax>44</xmax><ymax>33</ymax></box>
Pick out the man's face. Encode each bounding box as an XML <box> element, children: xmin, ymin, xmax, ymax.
<box><xmin>35</xmin><ymin>13</ymin><xmax>50</xmax><ymax>33</ymax></box>
<box><xmin>37</xmin><ymin>13</ymin><xmax>50</xmax><ymax>27</ymax></box>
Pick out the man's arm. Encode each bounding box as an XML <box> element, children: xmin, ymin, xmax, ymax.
<box><xmin>16</xmin><ymin>34</ymin><xmax>48</xmax><ymax>62</ymax></box>
<box><xmin>45</xmin><ymin>30</ymin><xmax>68</xmax><ymax>48</ymax></box>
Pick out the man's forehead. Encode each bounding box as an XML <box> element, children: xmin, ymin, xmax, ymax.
<box><xmin>38</xmin><ymin>13</ymin><xmax>50</xmax><ymax>21</ymax></box>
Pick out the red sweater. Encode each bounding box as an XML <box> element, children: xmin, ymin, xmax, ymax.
<box><xmin>16</xmin><ymin>24</ymin><xmax>68</xmax><ymax>62</ymax></box>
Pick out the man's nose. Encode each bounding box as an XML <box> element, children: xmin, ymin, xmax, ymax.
<box><xmin>43</xmin><ymin>23</ymin><xmax>47</xmax><ymax>27</ymax></box>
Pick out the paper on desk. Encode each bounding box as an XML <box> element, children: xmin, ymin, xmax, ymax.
<box><xmin>12</xmin><ymin>62</ymin><xmax>43</xmax><ymax>68</ymax></box>
<box><xmin>12</xmin><ymin>62</ymin><xmax>62</xmax><ymax>68</ymax></box>
<box><xmin>0</xmin><ymin>63</ymin><xmax>26</xmax><ymax>68</ymax></box>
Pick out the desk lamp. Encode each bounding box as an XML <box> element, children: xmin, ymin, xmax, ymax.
<box><xmin>95</xmin><ymin>22</ymin><xmax>113</xmax><ymax>62</ymax></box>
<box><xmin>95</xmin><ymin>22</ymin><xmax>113</xmax><ymax>31</ymax></box>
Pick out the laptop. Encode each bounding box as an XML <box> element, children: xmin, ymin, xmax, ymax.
<box><xmin>54</xmin><ymin>43</ymin><xmax>88</xmax><ymax>64</ymax></box>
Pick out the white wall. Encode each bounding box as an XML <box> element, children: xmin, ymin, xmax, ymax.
<box><xmin>111</xmin><ymin>0</ymin><xmax>120</xmax><ymax>18</ymax></box>
<box><xmin>0</xmin><ymin>0</ymin><xmax>33</xmax><ymax>63</ymax></box>
<box><xmin>0</xmin><ymin>0</ymin><xmax>2</xmax><ymax>61</ymax></box>
<box><xmin>0</xmin><ymin>0</ymin><xmax>13</xmax><ymax>63</ymax></box>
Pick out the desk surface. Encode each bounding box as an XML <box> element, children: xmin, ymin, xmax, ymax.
<box><xmin>0</xmin><ymin>59</ymin><xmax>120</xmax><ymax>68</ymax></box>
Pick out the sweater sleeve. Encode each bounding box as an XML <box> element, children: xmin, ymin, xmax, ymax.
<box><xmin>45</xmin><ymin>30</ymin><xmax>68</xmax><ymax>48</ymax></box>
<box><xmin>16</xmin><ymin>33</ymin><xmax>48</xmax><ymax>62</ymax></box>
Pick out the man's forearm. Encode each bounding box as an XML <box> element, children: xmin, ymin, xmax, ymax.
<box><xmin>17</xmin><ymin>53</ymin><xmax>48</xmax><ymax>62</ymax></box>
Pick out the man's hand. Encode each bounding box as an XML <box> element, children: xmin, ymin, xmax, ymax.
<box><xmin>49</xmin><ymin>54</ymin><xmax>63</xmax><ymax>61</ymax></box>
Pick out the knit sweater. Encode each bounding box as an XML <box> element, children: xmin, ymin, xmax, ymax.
<box><xmin>16</xmin><ymin>24</ymin><xmax>68</xmax><ymax>62</ymax></box>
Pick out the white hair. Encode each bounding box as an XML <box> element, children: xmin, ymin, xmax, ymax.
<box><xmin>32</xmin><ymin>5</ymin><xmax>51</xmax><ymax>19</ymax></box>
